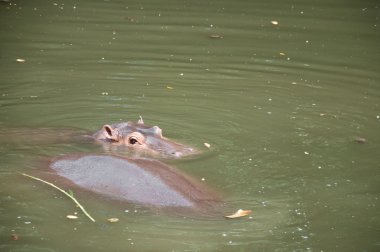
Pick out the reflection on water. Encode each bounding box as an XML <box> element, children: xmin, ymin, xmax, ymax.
<box><xmin>1</xmin><ymin>0</ymin><xmax>379</xmax><ymax>251</ymax></box>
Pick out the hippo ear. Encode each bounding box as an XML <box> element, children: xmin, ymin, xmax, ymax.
<box><xmin>138</xmin><ymin>115</ymin><xmax>144</xmax><ymax>124</ymax></box>
<box><xmin>152</xmin><ymin>126</ymin><xmax>163</xmax><ymax>137</ymax></box>
<box><xmin>103</xmin><ymin>125</ymin><xmax>119</xmax><ymax>141</ymax></box>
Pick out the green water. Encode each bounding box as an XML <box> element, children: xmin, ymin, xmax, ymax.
<box><xmin>1</xmin><ymin>0</ymin><xmax>379</xmax><ymax>251</ymax></box>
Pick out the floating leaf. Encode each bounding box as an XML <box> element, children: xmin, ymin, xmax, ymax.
<box><xmin>66</xmin><ymin>215</ymin><xmax>78</xmax><ymax>220</ymax></box>
<box><xmin>166</xmin><ymin>86</ymin><xmax>174</xmax><ymax>90</ymax></box>
<box><xmin>107</xmin><ymin>218</ymin><xmax>119</xmax><ymax>223</ymax></box>
<box><xmin>204</xmin><ymin>142</ymin><xmax>211</xmax><ymax>148</ymax></box>
<box><xmin>16</xmin><ymin>58</ymin><xmax>26</xmax><ymax>63</ymax></box>
<box><xmin>225</xmin><ymin>209</ymin><xmax>252</xmax><ymax>219</ymax></box>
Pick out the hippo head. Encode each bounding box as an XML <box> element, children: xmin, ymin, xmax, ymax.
<box><xmin>92</xmin><ymin>117</ymin><xmax>196</xmax><ymax>158</ymax></box>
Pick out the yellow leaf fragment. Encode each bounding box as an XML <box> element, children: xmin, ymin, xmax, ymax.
<box><xmin>208</xmin><ymin>34</ymin><xmax>223</xmax><ymax>39</ymax></box>
<box><xmin>204</xmin><ymin>142</ymin><xmax>211</xmax><ymax>148</ymax></box>
<box><xmin>166</xmin><ymin>86</ymin><xmax>174</xmax><ymax>90</ymax></box>
<box><xmin>16</xmin><ymin>58</ymin><xmax>26</xmax><ymax>63</ymax></box>
<box><xmin>225</xmin><ymin>209</ymin><xmax>252</xmax><ymax>219</ymax></box>
<box><xmin>66</xmin><ymin>215</ymin><xmax>78</xmax><ymax>220</ymax></box>
<box><xmin>107</xmin><ymin>218</ymin><xmax>119</xmax><ymax>223</ymax></box>
<box><xmin>271</xmin><ymin>20</ymin><xmax>279</xmax><ymax>25</ymax></box>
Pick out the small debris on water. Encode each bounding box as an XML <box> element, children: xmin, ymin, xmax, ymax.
<box><xmin>11</xmin><ymin>234</ymin><xmax>19</xmax><ymax>241</ymax></box>
<box><xmin>304</xmin><ymin>151</ymin><xmax>309</xmax><ymax>155</ymax></box>
<box><xmin>101</xmin><ymin>92</ymin><xmax>109</xmax><ymax>95</ymax></box>
<box><xmin>271</xmin><ymin>20</ymin><xmax>279</xmax><ymax>25</ymax></box>
<box><xmin>279</xmin><ymin>52</ymin><xmax>286</xmax><ymax>56</ymax></box>
<box><xmin>66</xmin><ymin>215</ymin><xmax>78</xmax><ymax>220</ymax></box>
<box><xmin>107</xmin><ymin>218</ymin><xmax>119</xmax><ymax>223</ymax></box>
<box><xmin>225</xmin><ymin>209</ymin><xmax>252</xmax><ymax>219</ymax></box>
<box><xmin>166</xmin><ymin>86</ymin><xmax>174</xmax><ymax>90</ymax></box>
<box><xmin>16</xmin><ymin>58</ymin><xmax>26</xmax><ymax>63</ymax></box>
<box><xmin>354</xmin><ymin>137</ymin><xmax>366</xmax><ymax>144</ymax></box>
<box><xmin>208</xmin><ymin>34</ymin><xmax>223</xmax><ymax>39</ymax></box>
<box><xmin>201</xmin><ymin>177</ymin><xmax>206</xmax><ymax>181</ymax></box>
<box><xmin>204</xmin><ymin>142</ymin><xmax>211</xmax><ymax>148</ymax></box>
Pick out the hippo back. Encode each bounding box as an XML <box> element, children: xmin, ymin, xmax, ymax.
<box><xmin>50</xmin><ymin>154</ymin><xmax>221</xmax><ymax>210</ymax></box>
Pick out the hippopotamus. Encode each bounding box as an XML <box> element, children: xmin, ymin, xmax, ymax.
<box><xmin>14</xmin><ymin>117</ymin><xmax>220</xmax><ymax>213</ymax></box>
<box><xmin>50</xmin><ymin>154</ymin><xmax>221</xmax><ymax>212</ymax></box>
<box><xmin>92</xmin><ymin>117</ymin><xmax>196</xmax><ymax>158</ymax></box>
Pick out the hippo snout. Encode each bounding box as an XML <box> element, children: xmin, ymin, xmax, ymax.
<box><xmin>171</xmin><ymin>147</ymin><xmax>195</xmax><ymax>158</ymax></box>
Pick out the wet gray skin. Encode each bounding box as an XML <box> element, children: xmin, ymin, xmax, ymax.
<box><xmin>92</xmin><ymin>118</ymin><xmax>196</xmax><ymax>158</ymax></box>
<box><xmin>50</xmin><ymin>154</ymin><xmax>220</xmax><ymax>209</ymax></box>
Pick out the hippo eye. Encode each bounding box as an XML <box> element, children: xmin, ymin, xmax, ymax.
<box><xmin>129</xmin><ymin>136</ymin><xmax>139</xmax><ymax>145</ymax></box>
<box><xmin>127</xmin><ymin>132</ymin><xmax>144</xmax><ymax>145</ymax></box>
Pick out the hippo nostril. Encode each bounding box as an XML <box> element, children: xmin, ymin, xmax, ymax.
<box><xmin>171</xmin><ymin>151</ymin><xmax>182</xmax><ymax>157</ymax></box>
<box><xmin>170</xmin><ymin>148</ymin><xmax>194</xmax><ymax>157</ymax></box>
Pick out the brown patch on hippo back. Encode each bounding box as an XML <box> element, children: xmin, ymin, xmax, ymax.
<box><xmin>132</xmin><ymin>158</ymin><xmax>222</xmax><ymax>203</ymax></box>
<box><xmin>49</xmin><ymin>154</ymin><xmax>223</xmax><ymax>215</ymax></box>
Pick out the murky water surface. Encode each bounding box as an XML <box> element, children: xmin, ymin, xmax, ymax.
<box><xmin>1</xmin><ymin>0</ymin><xmax>379</xmax><ymax>251</ymax></box>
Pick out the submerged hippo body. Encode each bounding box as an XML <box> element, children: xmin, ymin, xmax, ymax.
<box><xmin>92</xmin><ymin>118</ymin><xmax>196</xmax><ymax>158</ymax></box>
<box><xmin>50</xmin><ymin>154</ymin><xmax>220</xmax><ymax>210</ymax></box>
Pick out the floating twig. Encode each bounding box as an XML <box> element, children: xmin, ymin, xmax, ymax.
<box><xmin>21</xmin><ymin>173</ymin><xmax>95</xmax><ymax>222</ymax></box>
